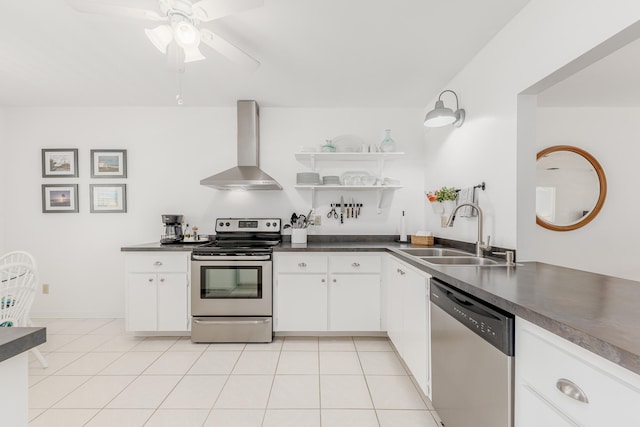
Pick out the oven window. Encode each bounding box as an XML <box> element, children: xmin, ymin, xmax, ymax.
<box><xmin>200</xmin><ymin>266</ymin><xmax>262</xmax><ymax>299</ymax></box>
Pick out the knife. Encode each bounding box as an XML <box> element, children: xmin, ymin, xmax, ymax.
<box><xmin>340</xmin><ymin>196</ymin><xmax>345</xmax><ymax>224</ymax></box>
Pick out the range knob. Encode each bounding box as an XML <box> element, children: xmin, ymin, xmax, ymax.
<box><xmin>266</xmin><ymin>222</ymin><xmax>271</xmax><ymax>227</ymax></box>
<box><xmin>273</xmin><ymin>222</ymin><xmax>278</xmax><ymax>227</ymax></box>
<box><xmin>225</xmin><ymin>222</ymin><xmax>230</xmax><ymax>227</ymax></box>
<box><xmin>218</xmin><ymin>222</ymin><xmax>224</xmax><ymax>227</ymax></box>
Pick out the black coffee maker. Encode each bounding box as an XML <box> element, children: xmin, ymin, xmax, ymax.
<box><xmin>161</xmin><ymin>214</ymin><xmax>184</xmax><ymax>244</ymax></box>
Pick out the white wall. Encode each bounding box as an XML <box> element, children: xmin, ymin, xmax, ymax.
<box><xmin>422</xmin><ymin>0</ymin><xmax>640</xmax><ymax>257</ymax></box>
<box><xmin>535</xmin><ymin>107</ymin><xmax>640</xmax><ymax>281</ymax></box>
<box><xmin>2</xmin><ymin>107</ymin><xmax>425</xmax><ymax>317</ymax></box>
<box><xmin>0</xmin><ymin>108</ymin><xmax>6</xmax><ymax>252</ymax></box>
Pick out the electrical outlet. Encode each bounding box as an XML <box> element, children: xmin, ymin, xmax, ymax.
<box><xmin>42</xmin><ymin>284</ymin><xmax>49</xmax><ymax>294</ymax></box>
<box><xmin>314</xmin><ymin>214</ymin><xmax>322</xmax><ymax>226</ymax></box>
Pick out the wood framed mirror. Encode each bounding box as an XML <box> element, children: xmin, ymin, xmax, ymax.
<box><xmin>536</xmin><ymin>145</ymin><xmax>607</xmax><ymax>231</ymax></box>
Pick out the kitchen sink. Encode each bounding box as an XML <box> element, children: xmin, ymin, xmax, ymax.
<box><xmin>399</xmin><ymin>248</ymin><xmax>472</xmax><ymax>257</ymax></box>
<box><xmin>419</xmin><ymin>256</ymin><xmax>500</xmax><ymax>266</ymax></box>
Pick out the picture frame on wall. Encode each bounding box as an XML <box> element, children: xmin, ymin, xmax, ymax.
<box><xmin>42</xmin><ymin>149</ymin><xmax>79</xmax><ymax>178</ymax></box>
<box><xmin>90</xmin><ymin>149</ymin><xmax>127</xmax><ymax>178</ymax></box>
<box><xmin>42</xmin><ymin>184</ymin><xmax>79</xmax><ymax>213</ymax></box>
<box><xmin>90</xmin><ymin>184</ymin><xmax>127</xmax><ymax>213</ymax></box>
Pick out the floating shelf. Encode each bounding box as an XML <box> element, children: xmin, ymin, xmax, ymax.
<box><xmin>294</xmin><ymin>185</ymin><xmax>403</xmax><ymax>213</ymax></box>
<box><xmin>295</xmin><ymin>152</ymin><xmax>404</xmax><ymax>174</ymax></box>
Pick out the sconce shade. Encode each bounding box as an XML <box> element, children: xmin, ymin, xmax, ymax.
<box><xmin>423</xmin><ymin>90</ymin><xmax>465</xmax><ymax>128</ymax></box>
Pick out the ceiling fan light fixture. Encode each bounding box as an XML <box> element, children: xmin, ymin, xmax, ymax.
<box><xmin>173</xmin><ymin>20</ymin><xmax>200</xmax><ymax>49</ymax></box>
<box><xmin>145</xmin><ymin>25</ymin><xmax>173</xmax><ymax>53</ymax></box>
<box><xmin>184</xmin><ymin>46</ymin><xmax>206</xmax><ymax>63</ymax></box>
<box><xmin>423</xmin><ymin>90</ymin><xmax>465</xmax><ymax>128</ymax></box>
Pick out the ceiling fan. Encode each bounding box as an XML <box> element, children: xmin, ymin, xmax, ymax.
<box><xmin>67</xmin><ymin>0</ymin><xmax>262</xmax><ymax>71</ymax></box>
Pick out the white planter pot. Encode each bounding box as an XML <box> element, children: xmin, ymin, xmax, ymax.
<box><xmin>291</xmin><ymin>228</ymin><xmax>308</xmax><ymax>244</ymax></box>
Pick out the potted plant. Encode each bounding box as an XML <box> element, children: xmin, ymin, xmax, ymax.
<box><xmin>427</xmin><ymin>187</ymin><xmax>458</xmax><ymax>217</ymax></box>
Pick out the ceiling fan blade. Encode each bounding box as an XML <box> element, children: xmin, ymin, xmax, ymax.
<box><xmin>66</xmin><ymin>0</ymin><xmax>165</xmax><ymax>21</ymax></box>
<box><xmin>200</xmin><ymin>29</ymin><xmax>260</xmax><ymax>71</ymax></box>
<box><xmin>192</xmin><ymin>0</ymin><xmax>263</xmax><ymax>22</ymax></box>
<box><xmin>184</xmin><ymin>46</ymin><xmax>207</xmax><ymax>63</ymax></box>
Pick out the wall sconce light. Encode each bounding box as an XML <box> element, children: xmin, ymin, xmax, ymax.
<box><xmin>423</xmin><ymin>90</ymin><xmax>465</xmax><ymax>128</ymax></box>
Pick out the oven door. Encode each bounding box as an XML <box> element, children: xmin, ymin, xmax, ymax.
<box><xmin>191</xmin><ymin>258</ymin><xmax>272</xmax><ymax>317</ymax></box>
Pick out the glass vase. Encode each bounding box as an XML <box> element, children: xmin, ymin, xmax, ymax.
<box><xmin>379</xmin><ymin>129</ymin><xmax>396</xmax><ymax>152</ymax></box>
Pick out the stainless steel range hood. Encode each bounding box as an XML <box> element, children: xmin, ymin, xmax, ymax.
<box><xmin>200</xmin><ymin>100</ymin><xmax>283</xmax><ymax>190</ymax></box>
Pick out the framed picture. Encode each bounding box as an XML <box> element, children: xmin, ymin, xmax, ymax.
<box><xmin>42</xmin><ymin>149</ymin><xmax>78</xmax><ymax>177</ymax></box>
<box><xmin>91</xmin><ymin>149</ymin><xmax>127</xmax><ymax>178</ymax></box>
<box><xmin>90</xmin><ymin>184</ymin><xmax>127</xmax><ymax>213</ymax></box>
<box><xmin>42</xmin><ymin>184</ymin><xmax>79</xmax><ymax>213</ymax></box>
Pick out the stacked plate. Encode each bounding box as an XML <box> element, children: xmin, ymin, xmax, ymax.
<box><xmin>322</xmin><ymin>175</ymin><xmax>341</xmax><ymax>185</ymax></box>
<box><xmin>297</xmin><ymin>172</ymin><xmax>321</xmax><ymax>185</ymax></box>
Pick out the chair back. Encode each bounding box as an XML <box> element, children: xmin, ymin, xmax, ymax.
<box><xmin>0</xmin><ymin>251</ymin><xmax>37</xmax><ymax>268</ymax></box>
<box><xmin>0</xmin><ymin>263</ymin><xmax>37</xmax><ymax>327</ymax></box>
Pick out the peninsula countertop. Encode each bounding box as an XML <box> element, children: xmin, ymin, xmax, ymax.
<box><xmin>122</xmin><ymin>239</ymin><xmax>640</xmax><ymax>375</ymax></box>
<box><xmin>0</xmin><ymin>327</ymin><xmax>46</xmax><ymax>363</ymax></box>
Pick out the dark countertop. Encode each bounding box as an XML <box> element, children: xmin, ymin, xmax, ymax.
<box><xmin>122</xmin><ymin>238</ymin><xmax>640</xmax><ymax>376</ymax></box>
<box><xmin>0</xmin><ymin>327</ymin><xmax>46</xmax><ymax>363</ymax></box>
<box><xmin>121</xmin><ymin>242</ymin><xmax>209</xmax><ymax>252</ymax></box>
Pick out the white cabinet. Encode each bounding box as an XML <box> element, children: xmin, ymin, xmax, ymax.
<box><xmin>386</xmin><ymin>255</ymin><xmax>431</xmax><ymax>397</ymax></box>
<box><xmin>125</xmin><ymin>252</ymin><xmax>190</xmax><ymax>333</ymax></box>
<box><xmin>276</xmin><ymin>274</ymin><xmax>328</xmax><ymax>331</ymax></box>
<box><xmin>329</xmin><ymin>274</ymin><xmax>380</xmax><ymax>331</ymax></box>
<box><xmin>274</xmin><ymin>252</ymin><xmax>382</xmax><ymax>332</ymax></box>
<box><xmin>515</xmin><ymin>317</ymin><xmax>640</xmax><ymax>426</ymax></box>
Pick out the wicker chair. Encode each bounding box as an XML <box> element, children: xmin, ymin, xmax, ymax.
<box><xmin>0</xmin><ymin>252</ymin><xmax>48</xmax><ymax>368</ymax></box>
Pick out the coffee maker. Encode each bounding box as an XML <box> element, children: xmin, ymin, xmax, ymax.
<box><xmin>161</xmin><ymin>214</ymin><xmax>184</xmax><ymax>244</ymax></box>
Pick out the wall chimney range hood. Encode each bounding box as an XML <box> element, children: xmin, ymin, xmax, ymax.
<box><xmin>200</xmin><ymin>100</ymin><xmax>282</xmax><ymax>190</ymax></box>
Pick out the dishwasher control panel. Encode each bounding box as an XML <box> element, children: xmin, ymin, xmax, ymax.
<box><xmin>430</xmin><ymin>278</ymin><xmax>515</xmax><ymax>356</ymax></box>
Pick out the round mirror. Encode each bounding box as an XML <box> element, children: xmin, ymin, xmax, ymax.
<box><xmin>536</xmin><ymin>145</ymin><xmax>606</xmax><ymax>231</ymax></box>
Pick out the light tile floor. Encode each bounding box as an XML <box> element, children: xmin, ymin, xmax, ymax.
<box><xmin>28</xmin><ymin>318</ymin><xmax>440</xmax><ymax>427</ymax></box>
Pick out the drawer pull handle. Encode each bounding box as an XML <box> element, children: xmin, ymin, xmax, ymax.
<box><xmin>352</xmin><ymin>262</ymin><xmax>360</xmax><ymax>267</ymax></box>
<box><xmin>154</xmin><ymin>261</ymin><xmax>163</xmax><ymax>266</ymax></box>
<box><xmin>298</xmin><ymin>262</ymin><xmax>307</xmax><ymax>268</ymax></box>
<box><xmin>321</xmin><ymin>278</ymin><xmax>326</xmax><ymax>283</ymax></box>
<box><xmin>556</xmin><ymin>378</ymin><xmax>589</xmax><ymax>404</ymax></box>
<box><xmin>333</xmin><ymin>279</ymin><xmax>337</xmax><ymax>283</ymax></box>
<box><xmin>148</xmin><ymin>278</ymin><xmax>154</xmax><ymax>282</ymax></box>
<box><xmin>160</xmin><ymin>278</ymin><xmax>165</xmax><ymax>283</ymax></box>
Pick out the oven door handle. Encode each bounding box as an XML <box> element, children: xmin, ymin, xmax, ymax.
<box><xmin>192</xmin><ymin>255</ymin><xmax>272</xmax><ymax>261</ymax></box>
<box><xmin>193</xmin><ymin>318</ymin><xmax>271</xmax><ymax>325</ymax></box>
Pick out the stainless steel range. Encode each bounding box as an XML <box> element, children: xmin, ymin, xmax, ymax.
<box><xmin>190</xmin><ymin>218</ymin><xmax>281</xmax><ymax>343</ymax></box>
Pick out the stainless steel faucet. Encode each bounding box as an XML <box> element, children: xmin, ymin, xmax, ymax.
<box><xmin>445</xmin><ymin>202</ymin><xmax>491</xmax><ymax>257</ymax></box>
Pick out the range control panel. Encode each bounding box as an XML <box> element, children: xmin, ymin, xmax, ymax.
<box><xmin>215</xmin><ymin>218</ymin><xmax>281</xmax><ymax>233</ymax></box>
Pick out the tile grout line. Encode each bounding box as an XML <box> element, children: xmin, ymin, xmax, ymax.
<box><xmin>354</xmin><ymin>338</ymin><xmax>383</xmax><ymax>427</ymax></box>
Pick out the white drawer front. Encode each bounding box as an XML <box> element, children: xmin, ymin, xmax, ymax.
<box><xmin>276</xmin><ymin>254</ymin><xmax>328</xmax><ymax>273</ymax></box>
<box><xmin>126</xmin><ymin>253</ymin><xmax>189</xmax><ymax>273</ymax></box>
<box><xmin>330</xmin><ymin>255</ymin><xmax>381</xmax><ymax>273</ymax></box>
<box><xmin>517</xmin><ymin>320</ymin><xmax>640</xmax><ymax>425</ymax></box>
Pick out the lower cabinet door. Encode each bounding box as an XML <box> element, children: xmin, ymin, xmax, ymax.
<box><xmin>276</xmin><ymin>274</ymin><xmax>328</xmax><ymax>331</ymax></box>
<box><xmin>329</xmin><ymin>274</ymin><xmax>381</xmax><ymax>331</ymax></box>
<box><xmin>403</xmin><ymin>271</ymin><xmax>429</xmax><ymax>396</ymax></box>
<box><xmin>157</xmin><ymin>273</ymin><xmax>189</xmax><ymax>331</ymax></box>
<box><xmin>127</xmin><ymin>273</ymin><xmax>158</xmax><ymax>331</ymax></box>
<box><xmin>516</xmin><ymin>384</ymin><xmax>579</xmax><ymax>427</ymax></box>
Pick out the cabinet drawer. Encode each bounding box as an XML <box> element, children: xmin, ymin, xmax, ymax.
<box><xmin>330</xmin><ymin>255</ymin><xmax>381</xmax><ymax>273</ymax></box>
<box><xmin>517</xmin><ymin>319</ymin><xmax>640</xmax><ymax>425</ymax></box>
<box><xmin>126</xmin><ymin>253</ymin><xmax>189</xmax><ymax>273</ymax></box>
<box><xmin>276</xmin><ymin>254</ymin><xmax>328</xmax><ymax>273</ymax></box>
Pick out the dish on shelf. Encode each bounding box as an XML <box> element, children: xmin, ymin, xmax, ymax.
<box><xmin>297</xmin><ymin>172</ymin><xmax>321</xmax><ymax>185</ymax></box>
<box><xmin>341</xmin><ymin>171</ymin><xmax>370</xmax><ymax>185</ymax></box>
<box><xmin>382</xmin><ymin>177</ymin><xmax>401</xmax><ymax>186</ymax></box>
<box><xmin>361</xmin><ymin>176</ymin><xmax>377</xmax><ymax>186</ymax></box>
<box><xmin>332</xmin><ymin>134</ymin><xmax>365</xmax><ymax>152</ymax></box>
<box><xmin>322</xmin><ymin>175</ymin><xmax>341</xmax><ymax>185</ymax></box>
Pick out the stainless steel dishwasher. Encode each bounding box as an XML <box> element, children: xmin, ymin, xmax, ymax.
<box><xmin>430</xmin><ymin>278</ymin><xmax>515</xmax><ymax>427</ymax></box>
